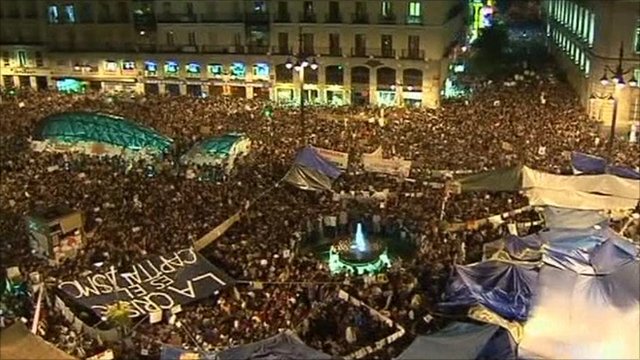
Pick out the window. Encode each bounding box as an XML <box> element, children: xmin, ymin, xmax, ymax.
<box><xmin>185</xmin><ymin>62</ymin><xmax>201</xmax><ymax>75</ymax></box>
<box><xmin>277</xmin><ymin>1</ymin><xmax>287</xmax><ymax>15</ymax></box>
<box><xmin>188</xmin><ymin>32</ymin><xmax>196</xmax><ymax>46</ymax></box>
<box><xmin>585</xmin><ymin>58</ymin><xmax>590</xmax><ymax>76</ymax></box>
<box><xmin>166</xmin><ymin>31</ymin><xmax>175</xmax><ymax>45</ymax></box>
<box><xmin>302</xmin><ymin>33</ymin><xmax>314</xmax><ymax>54</ymax></box>
<box><xmin>24</xmin><ymin>0</ymin><xmax>38</xmax><ymax>18</ymax></box>
<box><xmin>355</xmin><ymin>2</ymin><xmax>366</xmax><ymax>16</ymax></box>
<box><xmin>355</xmin><ymin>34</ymin><xmax>366</xmax><ymax>56</ymax></box>
<box><xmin>381</xmin><ymin>1</ymin><xmax>392</xmax><ymax>17</ymax></box>
<box><xmin>230</xmin><ymin>62</ymin><xmax>246</xmax><ymax>78</ymax></box>
<box><xmin>635</xmin><ymin>19</ymin><xmax>640</xmax><ymax>53</ymax></box>
<box><xmin>278</xmin><ymin>32</ymin><xmax>289</xmax><ymax>53</ymax></box>
<box><xmin>329</xmin><ymin>1</ymin><xmax>339</xmax><ymax>18</ymax></box>
<box><xmin>408</xmin><ymin>1</ymin><xmax>422</xmax><ymax>24</ymax></box>
<box><xmin>253</xmin><ymin>63</ymin><xmax>269</xmax><ymax>79</ymax></box>
<box><xmin>122</xmin><ymin>61</ymin><xmax>135</xmax><ymax>71</ymax></box>
<box><xmin>185</xmin><ymin>2</ymin><xmax>194</xmax><ymax>15</ymax></box>
<box><xmin>164</xmin><ymin>61</ymin><xmax>179</xmax><ymax>75</ymax></box>
<box><xmin>144</xmin><ymin>61</ymin><xmax>158</xmax><ymax>75</ymax></box>
<box><xmin>2</xmin><ymin>52</ymin><xmax>10</xmax><ymax>67</ymax></box>
<box><xmin>208</xmin><ymin>63</ymin><xmax>224</xmax><ymax>76</ymax></box>
<box><xmin>162</xmin><ymin>2</ymin><xmax>171</xmax><ymax>14</ymax></box>
<box><xmin>587</xmin><ymin>11</ymin><xmax>595</xmax><ymax>47</ymax></box>
<box><xmin>17</xmin><ymin>50</ymin><xmax>27</xmax><ymax>67</ymax></box>
<box><xmin>48</xmin><ymin>5</ymin><xmax>59</xmax><ymax>23</ymax></box>
<box><xmin>381</xmin><ymin>35</ymin><xmax>393</xmax><ymax>57</ymax></box>
<box><xmin>64</xmin><ymin>4</ymin><xmax>76</xmax><ymax>23</ymax></box>
<box><xmin>80</xmin><ymin>2</ymin><xmax>93</xmax><ymax>22</ymax></box>
<box><xmin>117</xmin><ymin>1</ymin><xmax>129</xmax><ymax>22</ymax></box>
<box><xmin>35</xmin><ymin>51</ymin><xmax>43</xmax><ymax>67</ymax></box>
<box><xmin>329</xmin><ymin>33</ymin><xmax>340</xmax><ymax>53</ymax></box>
<box><xmin>104</xmin><ymin>60</ymin><xmax>118</xmax><ymax>72</ymax></box>
<box><xmin>254</xmin><ymin>1</ymin><xmax>266</xmax><ymax>13</ymax></box>
<box><xmin>303</xmin><ymin>1</ymin><xmax>314</xmax><ymax>16</ymax></box>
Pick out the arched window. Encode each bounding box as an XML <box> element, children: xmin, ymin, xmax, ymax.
<box><xmin>275</xmin><ymin>64</ymin><xmax>293</xmax><ymax>83</ymax></box>
<box><xmin>325</xmin><ymin>65</ymin><xmax>344</xmax><ymax>85</ymax></box>
<box><xmin>376</xmin><ymin>67</ymin><xmax>396</xmax><ymax>88</ymax></box>
<box><xmin>304</xmin><ymin>67</ymin><xmax>318</xmax><ymax>84</ymax></box>
<box><xmin>351</xmin><ymin>66</ymin><xmax>370</xmax><ymax>85</ymax></box>
<box><xmin>403</xmin><ymin>69</ymin><xmax>423</xmax><ymax>87</ymax></box>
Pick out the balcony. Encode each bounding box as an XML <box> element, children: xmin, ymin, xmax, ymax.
<box><xmin>401</xmin><ymin>49</ymin><xmax>424</xmax><ymax>60</ymax></box>
<box><xmin>157</xmin><ymin>13</ymin><xmax>197</xmax><ymax>23</ymax></box>
<box><xmin>48</xmin><ymin>42</ymin><xmax>138</xmax><ymax>52</ymax></box>
<box><xmin>319</xmin><ymin>47</ymin><xmax>342</xmax><ymax>57</ymax></box>
<box><xmin>351</xmin><ymin>13</ymin><xmax>369</xmax><ymax>24</ymax></box>
<box><xmin>377</xmin><ymin>48</ymin><xmax>396</xmax><ymax>58</ymax></box>
<box><xmin>378</xmin><ymin>14</ymin><xmax>396</xmax><ymax>24</ymax></box>
<box><xmin>273</xmin><ymin>12</ymin><xmax>291</xmax><ymax>22</ymax></box>
<box><xmin>406</xmin><ymin>15</ymin><xmax>423</xmax><ymax>25</ymax></box>
<box><xmin>245</xmin><ymin>11</ymin><xmax>269</xmax><ymax>23</ymax></box>
<box><xmin>325</xmin><ymin>13</ymin><xmax>342</xmax><ymax>23</ymax></box>
<box><xmin>351</xmin><ymin>47</ymin><xmax>369</xmax><ymax>57</ymax></box>
<box><xmin>271</xmin><ymin>46</ymin><xmax>293</xmax><ymax>55</ymax></box>
<box><xmin>200</xmin><ymin>13</ymin><xmax>243</xmax><ymax>23</ymax></box>
<box><xmin>97</xmin><ymin>15</ymin><xmax>121</xmax><ymax>23</ymax></box>
<box><xmin>201</xmin><ymin>45</ymin><xmax>245</xmax><ymax>54</ymax></box>
<box><xmin>245</xmin><ymin>45</ymin><xmax>269</xmax><ymax>54</ymax></box>
<box><xmin>300</xmin><ymin>12</ymin><xmax>317</xmax><ymax>23</ymax></box>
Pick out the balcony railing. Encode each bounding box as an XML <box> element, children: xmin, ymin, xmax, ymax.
<box><xmin>273</xmin><ymin>12</ymin><xmax>291</xmax><ymax>22</ymax></box>
<box><xmin>246</xmin><ymin>45</ymin><xmax>269</xmax><ymax>54</ymax></box>
<box><xmin>271</xmin><ymin>46</ymin><xmax>293</xmax><ymax>55</ymax></box>
<box><xmin>377</xmin><ymin>48</ymin><xmax>396</xmax><ymax>58</ymax></box>
<box><xmin>325</xmin><ymin>13</ymin><xmax>342</xmax><ymax>23</ymax></box>
<box><xmin>378</xmin><ymin>14</ymin><xmax>396</xmax><ymax>24</ymax></box>
<box><xmin>319</xmin><ymin>47</ymin><xmax>342</xmax><ymax>57</ymax></box>
<box><xmin>199</xmin><ymin>13</ymin><xmax>243</xmax><ymax>23</ymax></box>
<box><xmin>48</xmin><ymin>42</ymin><xmax>139</xmax><ymax>52</ymax></box>
<box><xmin>245</xmin><ymin>11</ymin><xmax>269</xmax><ymax>23</ymax></box>
<box><xmin>299</xmin><ymin>12</ymin><xmax>317</xmax><ymax>23</ymax></box>
<box><xmin>97</xmin><ymin>15</ymin><xmax>121</xmax><ymax>23</ymax></box>
<box><xmin>351</xmin><ymin>47</ymin><xmax>369</xmax><ymax>57</ymax></box>
<box><xmin>157</xmin><ymin>13</ymin><xmax>197</xmax><ymax>23</ymax></box>
<box><xmin>406</xmin><ymin>15</ymin><xmax>423</xmax><ymax>25</ymax></box>
<box><xmin>351</xmin><ymin>13</ymin><xmax>369</xmax><ymax>24</ymax></box>
<box><xmin>401</xmin><ymin>49</ymin><xmax>424</xmax><ymax>59</ymax></box>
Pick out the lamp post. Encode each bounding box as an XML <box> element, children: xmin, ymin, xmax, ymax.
<box><xmin>598</xmin><ymin>42</ymin><xmax>638</xmax><ymax>159</ymax></box>
<box><xmin>285</xmin><ymin>27</ymin><xmax>318</xmax><ymax>144</ymax></box>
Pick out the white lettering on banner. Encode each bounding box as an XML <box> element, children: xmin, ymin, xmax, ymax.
<box><xmin>313</xmin><ymin>146</ymin><xmax>349</xmax><ymax>169</ymax></box>
<box><xmin>58</xmin><ymin>248</ymin><xmax>230</xmax><ymax>317</ymax></box>
<box><xmin>362</xmin><ymin>156</ymin><xmax>412</xmax><ymax>178</ymax></box>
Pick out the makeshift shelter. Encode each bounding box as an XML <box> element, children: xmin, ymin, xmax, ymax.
<box><xmin>0</xmin><ymin>322</ymin><xmax>76</xmax><ymax>360</ymax></box>
<box><xmin>519</xmin><ymin>261</ymin><xmax>640</xmax><ymax>360</ymax></box>
<box><xmin>181</xmin><ymin>133</ymin><xmax>251</xmax><ymax>168</ymax></box>
<box><xmin>540</xmin><ymin>206</ymin><xmax>608</xmax><ymax>229</ymax></box>
<box><xmin>482</xmin><ymin>234</ymin><xmax>544</xmax><ymax>261</ymax></box>
<box><xmin>395</xmin><ymin>322</ymin><xmax>516</xmax><ymax>360</ymax></box>
<box><xmin>441</xmin><ymin>260</ymin><xmax>539</xmax><ymax>321</ymax></box>
<box><xmin>571</xmin><ymin>151</ymin><xmax>640</xmax><ymax>179</ymax></box>
<box><xmin>284</xmin><ymin>146</ymin><xmax>342</xmax><ymax>191</ymax></box>
<box><xmin>161</xmin><ymin>331</ymin><xmax>334</xmax><ymax>360</ymax></box>
<box><xmin>455</xmin><ymin>165</ymin><xmax>640</xmax><ymax>210</ymax></box>
<box><xmin>32</xmin><ymin>112</ymin><xmax>173</xmax><ymax>158</ymax></box>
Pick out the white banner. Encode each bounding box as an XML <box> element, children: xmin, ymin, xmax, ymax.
<box><xmin>313</xmin><ymin>146</ymin><xmax>349</xmax><ymax>169</ymax></box>
<box><xmin>362</xmin><ymin>156</ymin><xmax>412</xmax><ymax>178</ymax></box>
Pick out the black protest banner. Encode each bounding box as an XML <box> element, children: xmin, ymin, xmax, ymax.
<box><xmin>58</xmin><ymin>248</ymin><xmax>233</xmax><ymax>318</ymax></box>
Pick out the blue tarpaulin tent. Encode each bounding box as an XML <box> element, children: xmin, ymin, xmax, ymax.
<box><xmin>441</xmin><ymin>260</ymin><xmax>539</xmax><ymax>321</ymax></box>
<box><xmin>571</xmin><ymin>151</ymin><xmax>640</xmax><ymax>179</ymax></box>
<box><xmin>283</xmin><ymin>146</ymin><xmax>342</xmax><ymax>191</ymax></box>
<box><xmin>395</xmin><ymin>322</ymin><xmax>515</xmax><ymax>360</ymax></box>
<box><xmin>181</xmin><ymin>133</ymin><xmax>251</xmax><ymax>166</ymax></box>
<box><xmin>541</xmin><ymin>206</ymin><xmax>608</xmax><ymax>229</ymax></box>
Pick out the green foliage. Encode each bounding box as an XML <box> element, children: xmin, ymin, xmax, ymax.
<box><xmin>469</xmin><ymin>24</ymin><xmax>511</xmax><ymax>79</ymax></box>
<box><xmin>106</xmin><ymin>301</ymin><xmax>132</xmax><ymax>330</ymax></box>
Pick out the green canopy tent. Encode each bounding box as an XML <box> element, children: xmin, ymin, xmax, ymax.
<box><xmin>181</xmin><ymin>133</ymin><xmax>251</xmax><ymax>167</ymax></box>
<box><xmin>32</xmin><ymin>112</ymin><xmax>173</xmax><ymax>158</ymax></box>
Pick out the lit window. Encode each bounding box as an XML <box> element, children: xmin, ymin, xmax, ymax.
<box><xmin>381</xmin><ymin>1</ymin><xmax>392</xmax><ymax>17</ymax></box>
<box><xmin>208</xmin><ymin>63</ymin><xmax>224</xmax><ymax>77</ymax></box>
<box><xmin>408</xmin><ymin>1</ymin><xmax>421</xmax><ymax>17</ymax></box>
<box><xmin>588</xmin><ymin>11</ymin><xmax>595</xmax><ymax>47</ymax></box>
<box><xmin>64</xmin><ymin>4</ymin><xmax>76</xmax><ymax>23</ymax></box>
<box><xmin>585</xmin><ymin>58</ymin><xmax>590</xmax><ymax>76</ymax></box>
<box><xmin>122</xmin><ymin>61</ymin><xmax>135</xmax><ymax>71</ymax></box>
<box><xmin>230</xmin><ymin>62</ymin><xmax>246</xmax><ymax>78</ymax></box>
<box><xmin>185</xmin><ymin>62</ymin><xmax>201</xmax><ymax>74</ymax></box>
<box><xmin>144</xmin><ymin>61</ymin><xmax>158</xmax><ymax>75</ymax></box>
<box><xmin>104</xmin><ymin>60</ymin><xmax>118</xmax><ymax>72</ymax></box>
<box><xmin>164</xmin><ymin>61</ymin><xmax>179</xmax><ymax>75</ymax></box>
<box><xmin>635</xmin><ymin>19</ymin><xmax>640</xmax><ymax>53</ymax></box>
<box><xmin>254</xmin><ymin>1</ymin><xmax>266</xmax><ymax>12</ymax></box>
<box><xmin>17</xmin><ymin>50</ymin><xmax>27</xmax><ymax>67</ymax></box>
<box><xmin>253</xmin><ymin>63</ymin><xmax>269</xmax><ymax>79</ymax></box>
<box><xmin>48</xmin><ymin>5</ymin><xmax>59</xmax><ymax>23</ymax></box>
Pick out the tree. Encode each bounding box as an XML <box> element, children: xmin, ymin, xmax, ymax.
<box><xmin>105</xmin><ymin>301</ymin><xmax>132</xmax><ymax>334</ymax></box>
<box><xmin>469</xmin><ymin>23</ymin><xmax>511</xmax><ymax>79</ymax></box>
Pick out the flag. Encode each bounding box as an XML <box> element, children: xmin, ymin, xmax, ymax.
<box><xmin>284</xmin><ymin>146</ymin><xmax>342</xmax><ymax>191</ymax></box>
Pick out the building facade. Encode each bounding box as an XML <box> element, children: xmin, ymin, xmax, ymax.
<box><xmin>0</xmin><ymin>0</ymin><xmax>466</xmax><ymax>108</ymax></box>
<box><xmin>543</xmin><ymin>0</ymin><xmax>640</xmax><ymax>131</ymax></box>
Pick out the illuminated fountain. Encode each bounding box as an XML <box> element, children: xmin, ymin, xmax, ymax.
<box><xmin>329</xmin><ymin>222</ymin><xmax>391</xmax><ymax>275</ymax></box>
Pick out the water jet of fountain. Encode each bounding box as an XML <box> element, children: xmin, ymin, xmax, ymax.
<box><xmin>352</xmin><ymin>223</ymin><xmax>368</xmax><ymax>253</ymax></box>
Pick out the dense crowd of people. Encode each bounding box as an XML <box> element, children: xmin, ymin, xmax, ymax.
<box><xmin>0</xmin><ymin>62</ymin><xmax>639</xmax><ymax>359</ymax></box>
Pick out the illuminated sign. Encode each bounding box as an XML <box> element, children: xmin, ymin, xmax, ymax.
<box><xmin>186</xmin><ymin>62</ymin><xmax>201</xmax><ymax>74</ymax></box>
<box><xmin>252</xmin><ymin>63</ymin><xmax>270</xmax><ymax>79</ymax></box>
<box><xmin>164</xmin><ymin>61</ymin><xmax>179</xmax><ymax>75</ymax></box>
<box><xmin>230</xmin><ymin>62</ymin><xmax>246</xmax><ymax>78</ymax></box>
<box><xmin>144</xmin><ymin>61</ymin><xmax>158</xmax><ymax>75</ymax></box>
<box><xmin>208</xmin><ymin>64</ymin><xmax>224</xmax><ymax>77</ymax></box>
<box><xmin>122</xmin><ymin>61</ymin><xmax>136</xmax><ymax>71</ymax></box>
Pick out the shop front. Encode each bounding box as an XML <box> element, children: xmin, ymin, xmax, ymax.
<box><xmin>403</xmin><ymin>91</ymin><xmax>423</xmax><ymax>107</ymax></box>
<box><xmin>377</xmin><ymin>90</ymin><xmax>397</xmax><ymax>107</ymax></box>
<box><xmin>275</xmin><ymin>87</ymin><xmax>295</xmax><ymax>104</ymax></box>
<box><xmin>326</xmin><ymin>89</ymin><xmax>346</xmax><ymax>106</ymax></box>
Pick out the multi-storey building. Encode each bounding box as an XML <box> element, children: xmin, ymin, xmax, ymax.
<box><xmin>543</xmin><ymin>0</ymin><xmax>640</xmax><ymax>131</ymax></box>
<box><xmin>0</xmin><ymin>0</ymin><xmax>465</xmax><ymax>107</ymax></box>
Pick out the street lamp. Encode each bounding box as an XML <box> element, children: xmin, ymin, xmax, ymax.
<box><xmin>598</xmin><ymin>42</ymin><xmax>638</xmax><ymax>159</ymax></box>
<box><xmin>285</xmin><ymin>27</ymin><xmax>318</xmax><ymax>144</ymax></box>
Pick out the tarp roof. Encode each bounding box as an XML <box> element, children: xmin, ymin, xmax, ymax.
<box><xmin>34</xmin><ymin>112</ymin><xmax>173</xmax><ymax>153</ymax></box>
<box><xmin>572</xmin><ymin>151</ymin><xmax>640</xmax><ymax>179</ymax></box>
<box><xmin>0</xmin><ymin>322</ymin><xmax>76</xmax><ymax>360</ymax></box>
<box><xmin>441</xmin><ymin>260</ymin><xmax>539</xmax><ymax>321</ymax></box>
<box><xmin>519</xmin><ymin>261</ymin><xmax>640</xmax><ymax>360</ymax></box>
<box><xmin>395</xmin><ymin>322</ymin><xmax>515</xmax><ymax>360</ymax></box>
<box><xmin>284</xmin><ymin>146</ymin><xmax>342</xmax><ymax>191</ymax></box>
<box><xmin>192</xmin><ymin>133</ymin><xmax>245</xmax><ymax>157</ymax></box>
<box><xmin>541</xmin><ymin>206</ymin><xmax>608</xmax><ymax>229</ymax></box>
